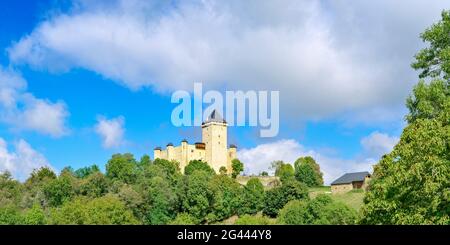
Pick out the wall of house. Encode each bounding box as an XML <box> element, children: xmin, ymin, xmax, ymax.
<box><xmin>331</xmin><ymin>183</ymin><xmax>353</xmax><ymax>194</ymax></box>
<box><xmin>352</xmin><ymin>181</ymin><xmax>364</xmax><ymax>189</ymax></box>
<box><xmin>362</xmin><ymin>176</ymin><xmax>371</xmax><ymax>190</ymax></box>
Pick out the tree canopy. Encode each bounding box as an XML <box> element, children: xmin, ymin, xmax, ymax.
<box><xmin>361</xmin><ymin>10</ymin><xmax>450</xmax><ymax>225</ymax></box>
<box><xmin>274</xmin><ymin>161</ymin><xmax>295</xmax><ymax>183</ymax></box>
<box><xmin>412</xmin><ymin>10</ymin><xmax>450</xmax><ymax>80</ymax></box>
<box><xmin>294</xmin><ymin>156</ymin><xmax>324</xmax><ymax>187</ymax></box>
<box><xmin>278</xmin><ymin>195</ymin><xmax>357</xmax><ymax>225</ymax></box>
<box><xmin>231</xmin><ymin>159</ymin><xmax>244</xmax><ymax>178</ymax></box>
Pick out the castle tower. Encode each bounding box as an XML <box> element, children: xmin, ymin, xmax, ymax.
<box><xmin>202</xmin><ymin>110</ymin><xmax>229</xmax><ymax>173</ymax></box>
<box><xmin>227</xmin><ymin>144</ymin><xmax>237</xmax><ymax>173</ymax></box>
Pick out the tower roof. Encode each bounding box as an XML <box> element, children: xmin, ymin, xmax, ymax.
<box><xmin>203</xmin><ymin>109</ymin><xmax>226</xmax><ymax>124</ymax></box>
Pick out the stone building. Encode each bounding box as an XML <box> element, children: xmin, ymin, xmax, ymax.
<box><xmin>153</xmin><ymin>110</ymin><xmax>237</xmax><ymax>174</ymax></box>
<box><xmin>330</xmin><ymin>171</ymin><xmax>371</xmax><ymax>194</ymax></box>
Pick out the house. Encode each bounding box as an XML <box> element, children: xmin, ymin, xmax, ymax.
<box><xmin>330</xmin><ymin>171</ymin><xmax>371</xmax><ymax>194</ymax></box>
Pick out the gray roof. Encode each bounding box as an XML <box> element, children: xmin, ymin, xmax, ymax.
<box><xmin>331</xmin><ymin>171</ymin><xmax>370</xmax><ymax>185</ymax></box>
<box><xmin>204</xmin><ymin>109</ymin><xmax>226</xmax><ymax>124</ymax></box>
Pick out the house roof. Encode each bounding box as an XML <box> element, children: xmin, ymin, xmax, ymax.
<box><xmin>331</xmin><ymin>171</ymin><xmax>371</xmax><ymax>185</ymax></box>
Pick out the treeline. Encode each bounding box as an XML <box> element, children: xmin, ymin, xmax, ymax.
<box><xmin>0</xmin><ymin>155</ymin><xmax>357</xmax><ymax>225</ymax></box>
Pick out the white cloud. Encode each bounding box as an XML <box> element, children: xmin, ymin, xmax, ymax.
<box><xmin>238</xmin><ymin>131</ymin><xmax>399</xmax><ymax>184</ymax></box>
<box><xmin>361</xmin><ymin>131</ymin><xmax>399</xmax><ymax>160</ymax></box>
<box><xmin>7</xmin><ymin>0</ymin><xmax>447</xmax><ymax>123</ymax></box>
<box><xmin>0</xmin><ymin>67</ymin><xmax>69</xmax><ymax>137</ymax></box>
<box><xmin>94</xmin><ymin>116</ymin><xmax>125</xmax><ymax>148</ymax></box>
<box><xmin>0</xmin><ymin>137</ymin><xmax>54</xmax><ymax>181</ymax></box>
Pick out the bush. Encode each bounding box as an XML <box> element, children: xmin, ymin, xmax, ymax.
<box><xmin>0</xmin><ymin>206</ymin><xmax>24</xmax><ymax>225</ymax></box>
<box><xmin>278</xmin><ymin>195</ymin><xmax>357</xmax><ymax>224</ymax></box>
<box><xmin>49</xmin><ymin>195</ymin><xmax>139</xmax><ymax>224</ymax></box>
<box><xmin>235</xmin><ymin>214</ymin><xmax>274</xmax><ymax>225</ymax></box>
<box><xmin>263</xmin><ymin>180</ymin><xmax>309</xmax><ymax>217</ymax></box>
<box><xmin>23</xmin><ymin>204</ymin><xmax>46</xmax><ymax>225</ymax></box>
<box><xmin>170</xmin><ymin>212</ymin><xmax>198</xmax><ymax>225</ymax></box>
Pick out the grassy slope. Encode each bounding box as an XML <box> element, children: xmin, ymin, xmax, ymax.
<box><xmin>308</xmin><ymin>186</ymin><xmax>365</xmax><ymax>211</ymax></box>
<box><xmin>219</xmin><ymin>186</ymin><xmax>365</xmax><ymax>224</ymax></box>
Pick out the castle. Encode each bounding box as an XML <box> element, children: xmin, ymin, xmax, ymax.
<box><xmin>154</xmin><ymin>110</ymin><xmax>237</xmax><ymax>174</ymax></box>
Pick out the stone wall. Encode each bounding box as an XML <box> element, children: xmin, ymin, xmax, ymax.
<box><xmin>236</xmin><ymin>176</ymin><xmax>280</xmax><ymax>189</ymax></box>
<box><xmin>331</xmin><ymin>183</ymin><xmax>353</xmax><ymax>194</ymax></box>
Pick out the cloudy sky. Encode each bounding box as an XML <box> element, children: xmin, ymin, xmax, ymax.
<box><xmin>0</xmin><ymin>0</ymin><xmax>447</xmax><ymax>183</ymax></box>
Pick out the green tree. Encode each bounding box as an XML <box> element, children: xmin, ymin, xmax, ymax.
<box><xmin>412</xmin><ymin>10</ymin><xmax>450</xmax><ymax>80</ymax></box>
<box><xmin>139</xmin><ymin>154</ymin><xmax>151</xmax><ymax>167</ymax></box>
<box><xmin>0</xmin><ymin>206</ymin><xmax>24</xmax><ymax>224</ymax></box>
<box><xmin>239</xmin><ymin>178</ymin><xmax>265</xmax><ymax>215</ymax></box>
<box><xmin>406</xmin><ymin>79</ymin><xmax>449</xmax><ymax>123</ymax></box>
<box><xmin>117</xmin><ymin>184</ymin><xmax>146</xmax><ymax>222</ymax></box>
<box><xmin>49</xmin><ymin>195</ymin><xmax>138</xmax><ymax>224</ymax></box>
<box><xmin>78</xmin><ymin>171</ymin><xmax>109</xmax><ymax>198</ymax></box>
<box><xmin>294</xmin><ymin>156</ymin><xmax>324</xmax><ymax>187</ymax></box>
<box><xmin>361</xmin><ymin>113</ymin><xmax>450</xmax><ymax>224</ymax></box>
<box><xmin>263</xmin><ymin>180</ymin><xmax>309</xmax><ymax>217</ymax></box>
<box><xmin>43</xmin><ymin>172</ymin><xmax>77</xmax><ymax>207</ymax></box>
<box><xmin>261</xmin><ymin>171</ymin><xmax>269</xmax><ymax>176</ymax></box>
<box><xmin>278</xmin><ymin>195</ymin><xmax>357</xmax><ymax>225</ymax></box>
<box><xmin>275</xmin><ymin>162</ymin><xmax>295</xmax><ymax>183</ymax></box>
<box><xmin>23</xmin><ymin>204</ymin><xmax>46</xmax><ymax>225</ymax></box>
<box><xmin>151</xmin><ymin>158</ymin><xmax>181</xmax><ymax>186</ymax></box>
<box><xmin>361</xmin><ymin>11</ymin><xmax>450</xmax><ymax>224</ymax></box>
<box><xmin>181</xmin><ymin>171</ymin><xmax>213</xmax><ymax>223</ymax></box>
<box><xmin>234</xmin><ymin>214</ymin><xmax>274</xmax><ymax>225</ymax></box>
<box><xmin>25</xmin><ymin>167</ymin><xmax>56</xmax><ymax>188</ymax></box>
<box><xmin>106</xmin><ymin>153</ymin><xmax>137</xmax><ymax>184</ymax></box>
<box><xmin>219</xmin><ymin>166</ymin><xmax>227</xmax><ymax>175</ymax></box>
<box><xmin>231</xmin><ymin>159</ymin><xmax>244</xmax><ymax>178</ymax></box>
<box><xmin>74</xmin><ymin>165</ymin><xmax>100</xmax><ymax>179</ymax></box>
<box><xmin>144</xmin><ymin>176</ymin><xmax>178</xmax><ymax>225</ymax></box>
<box><xmin>0</xmin><ymin>171</ymin><xmax>23</xmax><ymax>207</ymax></box>
<box><xmin>169</xmin><ymin>212</ymin><xmax>198</xmax><ymax>225</ymax></box>
<box><xmin>207</xmin><ymin>174</ymin><xmax>241</xmax><ymax>222</ymax></box>
<box><xmin>184</xmin><ymin>160</ymin><xmax>215</xmax><ymax>176</ymax></box>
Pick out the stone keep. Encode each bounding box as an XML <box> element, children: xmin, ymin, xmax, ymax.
<box><xmin>154</xmin><ymin>110</ymin><xmax>237</xmax><ymax>174</ymax></box>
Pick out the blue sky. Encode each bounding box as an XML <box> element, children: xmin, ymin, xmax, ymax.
<box><xmin>0</xmin><ymin>0</ymin><xmax>447</xmax><ymax>183</ymax></box>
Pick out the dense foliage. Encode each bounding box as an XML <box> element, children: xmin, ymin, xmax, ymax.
<box><xmin>412</xmin><ymin>10</ymin><xmax>450</xmax><ymax>80</ymax></box>
<box><xmin>262</xmin><ymin>180</ymin><xmax>309</xmax><ymax>217</ymax></box>
<box><xmin>278</xmin><ymin>195</ymin><xmax>357</xmax><ymax>225</ymax></box>
<box><xmin>294</xmin><ymin>157</ymin><xmax>324</xmax><ymax>187</ymax></box>
<box><xmin>361</xmin><ymin>10</ymin><xmax>450</xmax><ymax>225</ymax></box>
<box><xmin>0</xmin><ymin>154</ymin><xmax>343</xmax><ymax>224</ymax></box>
<box><xmin>273</xmin><ymin>161</ymin><xmax>295</xmax><ymax>183</ymax></box>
